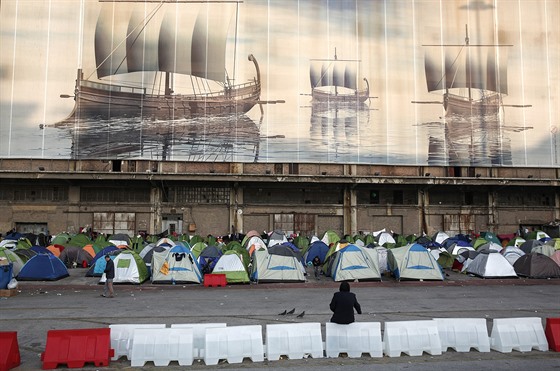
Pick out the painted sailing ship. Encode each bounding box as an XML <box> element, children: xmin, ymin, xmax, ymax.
<box><xmin>309</xmin><ymin>49</ymin><xmax>370</xmax><ymax>104</ymax></box>
<box><xmin>59</xmin><ymin>1</ymin><xmax>261</xmax><ymax>122</ymax></box>
<box><xmin>421</xmin><ymin>25</ymin><xmax>529</xmax><ymax>117</ymax></box>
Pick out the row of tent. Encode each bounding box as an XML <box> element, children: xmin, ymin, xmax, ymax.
<box><xmin>1</xmin><ymin>228</ymin><xmax>559</xmax><ymax>283</ymax></box>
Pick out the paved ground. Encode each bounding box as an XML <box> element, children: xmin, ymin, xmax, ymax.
<box><xmin>1</xmin><ymin>268</ymin><xmax>559</xmax><ymax>370</ymax></box>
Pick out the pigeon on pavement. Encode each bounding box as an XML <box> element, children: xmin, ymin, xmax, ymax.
<box><xmin>296</xmin><ymin>311</ymin><xmax>305</xmax><ymax>318</ymax></box>
<box><xmin>286</xmin><ymin>308</ymin><xmax>296</xmax><ymax>315</ymax></box>
<box><xmin>278</xmin><ymin>310</ymin><xmax>287</xmax><ymax>315</ymax></box>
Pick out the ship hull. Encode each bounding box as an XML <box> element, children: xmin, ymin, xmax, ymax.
<box><xmin>311</xmin><ymin>88</ymin><xmax>369</xmax><ymax>104</ymax></box>
<box><xmin>444</xmin><ymin>92</ymin><xmax>502</xmax><ymax>117</ymax></box>
<box><xmin>62</xmin><ymin>78</ymin><xmax>260</xmax><ymax>122</ymax></box>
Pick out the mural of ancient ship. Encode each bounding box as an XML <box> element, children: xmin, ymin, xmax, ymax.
<box><xmin>309</xmin><ymin>49</ymin><xmax>370</xmax><ymax>104</ymax></box>
<box><xmin>422</xmin><ymin>25</ymin><xmax>530</xmax><ymax>117</ymax></box>
<box><xmin>59</xmin><ymin>1</ymin><xmax>261</xmax><ymax>122</ymax></box>
<box><xmin>417</xmin><ymin>25</ymin><xmax>531</xmax><ymax>166</ymax></box>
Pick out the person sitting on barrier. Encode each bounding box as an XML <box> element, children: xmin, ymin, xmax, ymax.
<box><xmin>101</xmin><ymin>254</ymin><xmax>115</xmax><ymax>298</ymax></box>
<box><xmin>329</xmin><ymin>281</ymin><xmax>361</xmax><ymax>324</ymax></box>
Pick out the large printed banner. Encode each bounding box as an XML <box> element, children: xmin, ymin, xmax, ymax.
<box><xmin>1</xmin><ymin>0</ymin><xmax>558</xmax><ymax>166</ymax></box>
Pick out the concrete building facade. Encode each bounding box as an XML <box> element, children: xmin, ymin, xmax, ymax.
<box><xmin>1</xmin><ymin>159</ymin><xmax>558</xmax><ymax>238</ymax></box>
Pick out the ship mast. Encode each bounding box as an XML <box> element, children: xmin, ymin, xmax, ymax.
<box><xmin>465</xmin><ymin>24</ymin><xmax>472</xmax><ymax>102</ymax></box>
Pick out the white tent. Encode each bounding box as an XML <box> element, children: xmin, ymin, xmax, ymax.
<box><xmin>466</xmin><ymin>251</ymin><xmax>518</xmax><ymax>278</ymax></box>
<box><xmin>212</xmin><ymin>251</ymin><xmax>249</xmax><ymax>283</ymax></box>
<box><xmin>99</xmin><ymin>250</ymin><xmax>149</xmax><ymax>284</ymax></box>
<box><xmin>387</xmin><ymin>243</ymin><xmax>444</xmax><ymax>281</ymax></box>
<box><xmin>151</xmin><ymin>245</ymin><xmax>202</xmax><ymax>284</ymax></box>
<box><xmin>501</xmin><ymin>246</ymin><xmax>525</xmax><ymax>266</ymax></box>
<box><xmin>327</xmin><ymin>244</ymin><xmax>381</xmax><ymax>282</ymax></box>
<box><xmin>251</xmin><ymin>248</ymin><xmax>305</xmax><ymax>283</ymax></box>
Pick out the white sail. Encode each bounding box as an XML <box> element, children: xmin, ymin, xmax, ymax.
<box><xmin>425</xmin><ymin>46</ymin><xmax>508</xmax><ymax>95</ymax></box>
<box><xmin>94</xmin><ymin>3</ymin><xmax>235</xmax><ymax>83</ymax></box>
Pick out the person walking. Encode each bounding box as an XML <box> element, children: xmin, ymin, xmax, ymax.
<box><xmin>329</xmin><ymin>281</ymin><xmax>361</xmax><ymax>324</ymax></box>
<box><xmin>312</xmin><ymin>256</ymin><xmax>322</xmax><ymax>279</ymax></box>
<box><xmin>102</xmin><ymin>254</ymin><xmax>115</xmax><ymax>298</ymax></box>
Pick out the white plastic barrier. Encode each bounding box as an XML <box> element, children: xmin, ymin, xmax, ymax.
<box><xmin>109</xmin><ymin>324</ymin><xmax>166</xmax><ymax>361</ymax></box>
<box><xmin>171</xmin><ymin>323</ymin><xmax>227</xmax><ymax>358</ymax></box>
<box><xmin>266</xmin><ymin>323</ymin><xmax>323</xmax><ymax>361</ymax></box>
<box><xmin>383</xmin><ymin>320</ymin><xmax>442</xmax><ymax>357</ymax></box>
<box><xmin>433</xmin><ymin>318</ymin><xmax>490</xmax><ymax>353</ymax></box>
<box><xmin>325</xmin><ymin>322</ymin><xmax>383</xmax><ymax>358</ymax></box>
<box><xmin>130</xmin><ymin>327</ymin><xmax>194</xmax><ymax>367</ymax></box>
<box><xmin>490</xmin><ymin>317</ymin><xmax>548</xmax><ymax>353</ymax></box>
<box><xmin>204</xmin><ymin>325</ymin><xmax>264</xmax><ymax>365</ymax></box>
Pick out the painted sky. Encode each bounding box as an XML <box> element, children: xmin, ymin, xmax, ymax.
<box><xmin>1</xmin><ymin>0</ymin><xmax>558</xmax><ymax>166</ymax></box>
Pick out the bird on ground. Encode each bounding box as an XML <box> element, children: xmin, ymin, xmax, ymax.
<box><xmin>278</xmin><ymin>310</ymin><xmax>287</xmax><ymax>315</ymax></box>
<box><xmin>286</xmin><ymin>308</ymin><xmax>296</xmax><ymax>315</ymax></box>
<box><xmin>296</xmin><ymin>311</ymin><xmax>305</xmax><ymax>318</ymax></box>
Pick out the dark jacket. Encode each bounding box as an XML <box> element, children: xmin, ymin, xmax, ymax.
<box><xmin>104</xmin><ymin>258</ymin><xmax>115</xmax><ymax>279</ymax></box>
<box><xmin>329</xmin><ymin>291</ymin><xmax>361</xmax><ymax>324</ymax></box>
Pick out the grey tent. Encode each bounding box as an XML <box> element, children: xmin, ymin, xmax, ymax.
<box><xmin>513</xmin><ymin>253</ymin><xmax>560</xmax><ymax>278</ymax></box>
<box><xmin>59</xmin><ymin>246</ymin><xmax>93</xmax><ymax>267</ymax></box>
<box><xmin>466</xmin><ymin>251</ymin><xmax>517</xmax><ymax>278</ymax></box>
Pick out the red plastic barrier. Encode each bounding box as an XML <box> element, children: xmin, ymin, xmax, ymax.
<box><xmin>204</xmin><ymin>273</ymin><xmax>227</xmax><ymax>287</ymax></box>
<box><xmin>545</xmin><ymin>318</ymin><xmax>560</xmax><ymax>351</ymax></box>
<box><xmin>41</xmin><ymin>328</ymin><xmax>114</xmax><ymax>369</ymax></box>
<box><xmin>0</xmin><ymin>332</ymin><xmax>20</xmax><ymax>371</ymax></box>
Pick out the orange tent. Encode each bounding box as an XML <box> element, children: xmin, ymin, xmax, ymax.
<box><xmin>46</xmin><ymin>244</ymin><xmax>65</xmax><ymax>257</ymax></box>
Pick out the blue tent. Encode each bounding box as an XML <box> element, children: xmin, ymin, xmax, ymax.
<box><xmin>90</xmin><ymin>245</ymin><xmax>119</xmax><ymax>266</ymax></box>
<box><xmin>198</xmin><ymin>245</ymin><xmax>223</xmax><ymax>274</ymax></box>
<box><xmin>303</xmin><ymin>240</ymin><xmax>329</xmax><ymax>265</ymax></box>
<box><xmin>87</xmin><ymin>248</ymin><xmax>120</xmax><ymax>276</ymax></box>
<box><xmin>17</xmin><ymin>254</ymin><xmax>69</xmax><ymax>281</ymax></box>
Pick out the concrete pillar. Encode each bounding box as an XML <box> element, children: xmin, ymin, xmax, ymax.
<box><xmin>343</xmin><ymin>187</ymin><xmax>357</xmax><ymax>235</ymax></box>
<box><xmin>231</xmin><ymin>184</ymin><xmax>244</xmax><ymax>234</ymax></box>
<box><xmin>150</xmin><ymin>187</ymin><xmax>162</xmax><ymax>235</ymax></box>
<box><xmin>554</xmin><ymin>188</ymin><xmax>560</xmax><ymax>220</ymax></box>
<box><xmin>488</xmin><ymin>190</ymin><xmax>498</xmax><ymax>232</ymax></box>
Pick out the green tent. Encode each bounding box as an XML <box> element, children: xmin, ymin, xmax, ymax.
<box><xmin>51</xmin><ymin>233</ymin><xmax>71</xmax><ymax>246</ymax></box>
<box><xmin>321</xmin><ymin>230</ymin><xmax>340</xmax><ymax>247</ymax></box>
<box><xmin>68</xmin><ymin>233</ymin><xmax>92</xmax><ymax>248</ymax></box>
<box><xmin>507</xmin><ymin>237</ymin><xmax>526</xmax><ymax>248</ymax></box>
<box><xmin>526</xmin><ymin>230</ymin><xmax>550</xmax><ymax>240</ymax></box>
<box><xmin>99</xmin><ymin>250</ymin><xmax>149</xmax><ymax>284</ymax></box>
<box><xmin>212</xmin><ymin>250</ymin><xmax>249</xmax><ymax>283</ymax></box>
<box><xmin>0</xmin><ymin>247</ymin><xmax>25</xmax><ymax>276</ymax></box>
<box><xmin>191</xmin><ymin>242</ymin><xmax>207</xmax><ymax>259</ymax></box>
<box><xmin>480</xmin><ymin>231</ymin><xmax>500</xmax><ymax>245</ymax></box>
<box><xmin>472</xmin><ymin>237</ymin><xmax>489</xmax><ymax>250</ymax></box>
<box><xmin>293</xmin><ymin>235</ymin><xmax>310</xmax><ymax>253</ymax></box>
<box><xmin>437</xmin><ymin>250</ymin><xmax>454</xmax><ymax>269</ymax></box>
<box><xmin>189</xmin><ymin>235</ymin><xmax>204</xmax><ymax>245</ymax></box>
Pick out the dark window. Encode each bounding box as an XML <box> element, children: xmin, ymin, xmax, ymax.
<box><xmin>2</xmin><ymin>186</ymin><xmax>68</xmax><ymax>202</ymax></box>
<box><xmin>81</xmin><ymin>187</ymin><xmax>149</xmax><ymax>203</ymax></box>
<box><xmin>112</xmin><ymin>160</ymin><xmax>121</xmax><ymax>172</ymax></box>
<box><xmin>288</xmin><ymin>163</ymin><xmax>299</xmax><ymax>175</ymax></box>
<box><xmin>393</xmin><ymin>190</ymin><xmax>404</xmax><ymax>204</ymax></box>
<box><xmin>464</xmin><ymin>192</ymin><xmax>474</xmax><ymax>205</ymax></box>
<box><xmin>274</xmin><ymin>163</ymin><xmax>283</xmax><ymax>174</ymax></box>
<box><xmin>167</xmin><ymin>187</ymin><xmax>230</xmax><ymax>204</ymax></box>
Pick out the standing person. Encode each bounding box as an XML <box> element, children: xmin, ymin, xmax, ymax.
<box><xmin>312</xmin><ymin>256</ymin><xmax>322</xmax><ymax>279</ymax></box>
<box><xmin>102</xmin><ymin>254</ymin><xmax>115</xmax><ymax>298</ymax></box>
<box><xmin>329</xmin><ymin>281</ymin><xmax>361</xmax><ymax>324</ymax></box>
